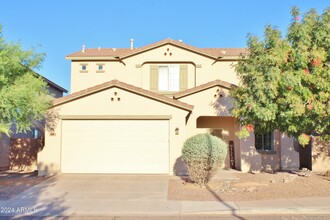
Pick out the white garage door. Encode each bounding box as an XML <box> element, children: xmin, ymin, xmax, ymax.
<box><xmin>61</xmin><ymin>120</ymin><xmax>169</xmax><ymax>174</ymax></box>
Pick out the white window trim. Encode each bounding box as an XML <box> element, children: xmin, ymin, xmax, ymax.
<box><xmin>96</xmin><ymin>63</ymin><xmax>105</xmax><ymax>73</ymax></box>
<box><xmin>80</xmin><ymin>63</ymin><xmax>88</xmax><ymax>73</ymax></box>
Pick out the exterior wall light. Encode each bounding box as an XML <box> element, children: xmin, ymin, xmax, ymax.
<box><xmin>175</xmin><ymin>128</ymin><xmax>179</xmax><ymax>135</ymax></box>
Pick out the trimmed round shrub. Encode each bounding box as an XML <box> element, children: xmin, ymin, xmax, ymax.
<box><xmin>182</xmin><ymin>133</ymin><xmax>227</xmax><ymax>185</ymax></box>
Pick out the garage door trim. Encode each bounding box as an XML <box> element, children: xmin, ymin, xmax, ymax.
<box><xmin>60</xmin><ymin>115</ymin><xmax>172</xmax><ymax>120</ymax></box>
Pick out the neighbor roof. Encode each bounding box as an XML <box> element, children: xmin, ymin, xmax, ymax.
<box><xmin>66</xmin><ymin>38</ymin><xmax>247</xmax><ymax>60</ymax></box>
<box><xmin>173</xmin><ymin>80</ymin><xmax>237</xmax><ymax>99</ymax></box>
<box><xmin>41</xmin><ymin>76</ymin><xmax>68</xmax><ymax>93</ymax></box>
<box><xmin>52</xmin><ymin>79</ymin><xmax>193</xmax><ymax>111</ymax></box>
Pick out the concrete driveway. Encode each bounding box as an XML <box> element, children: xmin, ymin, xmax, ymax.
<box><xmin>39</xmin><ymin>174</ymin><xmax>169</xmax><ymax>201</ymax></box>
<box><xmin>1</xmin><ymin>174</ymin><xmax>171</xmax><ymax>216</ymax></box>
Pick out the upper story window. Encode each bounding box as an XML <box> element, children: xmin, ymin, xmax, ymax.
<box><xmin>150</xmin><ymin>64</ymin><xmax>188</xmax><ymax>93</ymax></box>
<box><xmin>159</xmin><ymin>65</ymin><xmax>180</xmax><ymax>91</ymax></box>
<box><xmin>80</xmin><ymin>63</ymin><xmax>88</xmax><ymax>73</ymax></box>
<box><xmin>96</xmin><ymin>63</ymin><xmax>105</xmax><ymax>73</ymax></box>
<box><xmin>255</xmin><ymin>131</ymin><xmax>274</xmax><ymax>151</ymax></box>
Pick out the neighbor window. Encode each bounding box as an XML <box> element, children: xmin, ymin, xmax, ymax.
<box><xmin>158</xmin><ymin>65</ymin><xmax>180</xmax><ymax>91</ymax></box>
<box><xmin>255</xmin><ymin>132</ymin><xmax>274</xmax><ymax>151</ymax></box>
<box><xmin>32</xmin><ymin>129</ymin><xmax>39</xmax><ymax>139</ymax></box>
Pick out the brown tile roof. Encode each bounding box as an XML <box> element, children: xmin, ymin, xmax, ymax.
<box><xmin>52</xmin><ymin>80</ymin><xmax>194</xmax><ymax>111</ymax></box>
<box><xmin>66</xmin><ymin>38</ymin><xmax>247</xmax><ymax>60</ymax></box>
<box><xmin>66</xmin><ymin>48</ymin><xmax>133</xmax><ymax>58</ymax></box>
<box><xmin>198</xmin><ymin>48</ymin><xmax>248</xmax><ymax>57</ymax></box>
<box><xmin>173</xmin><ymin>80</ymin><xmax>237</xmax><ymax>99</ymax></box>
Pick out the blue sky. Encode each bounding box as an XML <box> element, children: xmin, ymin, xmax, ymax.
<box><xmin>0</xmin><ymin>0</ymin><xmax>329</xmax><ymax>93</ymax></box>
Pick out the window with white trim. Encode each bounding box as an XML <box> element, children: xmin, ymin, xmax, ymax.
<box><xmin>158</xmin><ymin>65</ymin><xmax>180</xmax><ymax>91</ymax></box>
<box><xmin>255</xmin><ymin>132</ymin><xmax>274</xmax><ymax>151</ymax></box>
<box><xmin>80</xmin><ymin>63</ymin><xmax>88</xmax><ymax>72</ymax></box>
<box><xmin>96</xmin><ymin>63</ymin><xmax>105</xmax><ymax>73</ymax></box>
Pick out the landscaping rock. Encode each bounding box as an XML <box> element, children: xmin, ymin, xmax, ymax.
<box><xmin>245</xmin><ymin>186</ymin><xmax>257</xmax><ymax>192</ymax></box>
<box><xmin>325</xmin><ymin>170</ymin><xmax>330</xmax><ymax>178</ymax></box>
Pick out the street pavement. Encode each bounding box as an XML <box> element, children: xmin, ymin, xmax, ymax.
<box><xmin>0</xmin><ymin>174</ymin><xmax>329</xmax><ymax>218</ymax></box>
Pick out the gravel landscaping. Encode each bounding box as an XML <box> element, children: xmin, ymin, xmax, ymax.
<box><xmin>168</xmin><ymin>170</ymin><xmax>330</xmax><ymax>201</ymax></box>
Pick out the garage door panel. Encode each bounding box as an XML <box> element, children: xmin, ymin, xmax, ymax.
<box><xmin>61</xmin><ymin>120</ymin><xmax>169</xmax><ymax>174</ymax></box>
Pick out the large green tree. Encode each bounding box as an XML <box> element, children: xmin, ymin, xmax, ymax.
<box><xmin>0</xmin><ymin>25</ymin><xmax>52</xmax><ymax>136</ymax></box>
<box><xmin>231</xmin><ymin>7</ymin><xmax>330</xmax><ymax>145</ymax></box>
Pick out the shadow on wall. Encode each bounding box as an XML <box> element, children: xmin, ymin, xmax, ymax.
<box><xmin>240</xmin><ymin>144</ymin><xmax>262</xmax><ymax>173</ymax></box>
<box><xmin>0</xmin><ymin>134</ymin><xmax>10</xmax><ymax>170</ymax></box>
<box><xmin>212</xmin><ymin>88</ymin><xmax>233</xmax><ymax>116</ymax></box>
<box><xmin>45</xmin><ymin>108</ymin><xmax>60</xmax><ymax>135</ymax></box>
<box><xmin>9</xmin><ymin>138</ymin><xmax>43</xmax><ymax>171</ymax></box>
<box><xmin>261</xmin><ymin>153</ymin><xmax>280</xmax><ymax>172</ymax></box>
<box><xmin>312</xmin><ymin>137</ymin><xmax>330</xmax><ymax>172</ymax></box>
<box><xmin>0</xmin><ymin>163</ymin><xmax>69</xmax><ymax>218</ymax></box>
<box><xmin>260</xmin><ymin>135</ymin><xmax>281</xmax><ymax>172</ymax></box>
<box><xmin>281</xmin><ymin>136</ymin><xmax>300</xmax><ymax>171</ymax></box>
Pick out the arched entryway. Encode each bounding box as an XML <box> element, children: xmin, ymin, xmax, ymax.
<box><xmin>196</xmin><ymin>116</ymin><xmax>238</xmax><ymax>169</ymax></box>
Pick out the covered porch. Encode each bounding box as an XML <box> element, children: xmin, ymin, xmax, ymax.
<box><xmin>196</xmin><ymin>116</ymin><xmax>240</xmax><ymax>170</ymax></box>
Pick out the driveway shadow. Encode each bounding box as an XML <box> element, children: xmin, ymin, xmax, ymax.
<box><xmin>205</xmin><ymin>184</ymin><xmax>245</xmax><ymax>220</ymax></box>
<box><xmin>0</xmin><ymin>171</ymin><xmax>69</xmax><ymax>218</ymax></box>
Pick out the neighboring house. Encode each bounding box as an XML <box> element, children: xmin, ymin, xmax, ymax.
<box><xmin>0</xmin><ymin>74</ymin><xmax>67</xmax><ymax>171</ymax></box>
<box><xmin>38</xmin><ymin>38</ymin><xmax>300</xmax><ymax>175</ymax></box>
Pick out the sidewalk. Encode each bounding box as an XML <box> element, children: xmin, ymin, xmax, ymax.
<box><xmin>1</xmin><ymin>196</ymin><xmax>330</xmax><ymax>217</ymax></box>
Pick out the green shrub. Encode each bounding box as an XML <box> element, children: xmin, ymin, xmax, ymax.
<box><xmin>182</xmin><ymin>133</ymin><xmax>228</xmax><ymax>186</ymax></box>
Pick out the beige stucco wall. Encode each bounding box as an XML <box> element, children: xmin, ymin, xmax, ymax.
<box><xmin>312</xmin><ymin>138</ymin><xmax>330</xmax><ymax>172</ymax></box>
<box><xmin>38</xmin><ymin>87</ymin><xmax>190</xmax><ymax>175</ymax></box>
<box><xmin>178</xmin><ymin>86</ymin><xmax>233</xmax><ymax>136</ymax></box>
<box><xmin>280</xmin><ymin>133</ymin><xmax>299</xmax><ymax>170</ymax></box>
<box><xmin>70</xmin><ymin>45</ymin><xmax>240</xmax><ymax>93</ymax></box>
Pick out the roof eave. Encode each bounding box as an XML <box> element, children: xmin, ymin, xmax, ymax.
<box><xmin>65</xmin><ymin>56</ymin><xmax>120</xmax><ymax>61</ymax></box>
<box><xmin>173</xmin><ymin>80</ymin><xmax>237</xmax><ymax>99</ymax></box>
<box><xmin>52</xmin><ymin>80</ymin><xmax>193</xmax><ymax>112</ymax></box>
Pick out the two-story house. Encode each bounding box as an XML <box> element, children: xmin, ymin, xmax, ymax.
<box><xmin>38</xmin><ymin>39</ymin><xmax>300</xmax><ymax>175</ymax></box>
